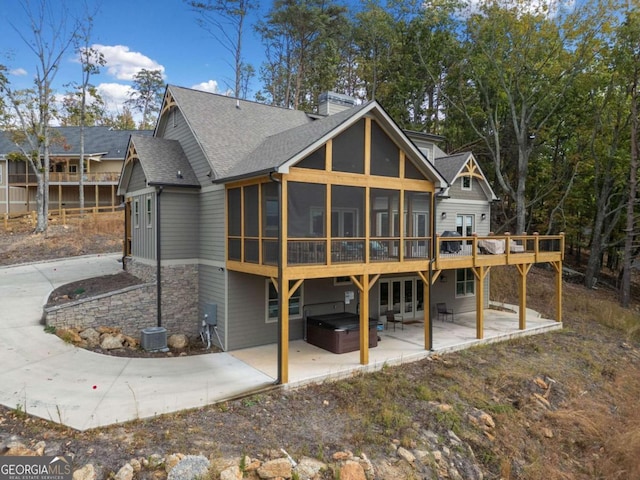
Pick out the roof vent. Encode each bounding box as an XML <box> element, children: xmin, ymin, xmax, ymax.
<box><xmin>318</xmin><ymin>91</ymin><xmax>356</xmax><ymax>116</ymax></box>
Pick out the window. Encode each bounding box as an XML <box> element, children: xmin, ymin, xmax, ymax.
<box><xmin>456</xmin><ymin>268</ymin><xmax>475</xmax><ymax>296</ymax></box>
<box><xmin>133</xmin><ymin>199</ymin><xmax>140</xmax><ymax>228</ymax></box>
<box><xmin>334</xmin><ymin>276</ymin><xmax>352</xmax><ymax>286</ymax></box>
<box><xmin>461</xmin><ymin>176</ymin><xmax>472</xmax><ymax>190</ymax></box>
<box><xmin>266</xmin><ymin>280</ymin><xmax>303</xmax><ymax>323</ymax></box>
<box><xmin>146</xmin><ymin>196</ymin><xmax>152</xmax><ymax>227</ymax></box>
<box><xmin>456</xmin><ymin>214</ymin><xmax>474</xmax><ymax>237</ymax></box>
<box><xmin>69</xmin><ymin>165</ymin><xmax>78</xmax><ymax>174</ymax></box>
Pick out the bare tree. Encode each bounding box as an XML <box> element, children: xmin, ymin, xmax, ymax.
<box><xmin>0</xmin><ymin>0</ymin><xmax>78</xmax><ymax>233</ymax></box>
<box><xmin>72</xmin><ymin>3</ymin><xmax>105</xmax><ymax>213</ymax></box>
<box><xmin>186</xmin><ymin>0</ymin><xmax>256</xmax><ymax>98</ymax></box>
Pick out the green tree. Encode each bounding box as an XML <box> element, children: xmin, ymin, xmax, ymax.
<box><xmin>256</xmin><ymin>0</ymin><xmax>347</xmax><ymax>110</ymax></box>
<box><xmin>186</xmin><ymin>0</ymin><xmax>256</xmax><ymax>98</ymax></box>
<box><xmin>103</xmin><ymin>106</ymin><xmax>137</xmax><ymax>130</ymax></box>
<box><xmin>444</xmin><ymin>0</ymin><xmax>614</xmax><ymax>234</ymax></box>
<box><xmin>126</xmin><ymin>69</ymin><xmax>164</xmax><ymax>129</ymax></box>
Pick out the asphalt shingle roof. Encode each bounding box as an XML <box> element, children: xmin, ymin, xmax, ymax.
<box><xmin>129</xmin><ymin>135</ymin><xmax>199</xmax><ymax>188</ymax></box>
<box><xmin>0</xmin><ymin>126</ymin><xmax>151</xmax><ymax>159</ymax></box>
<box><xmin>433</xmin><ymin>152</ymin><xmax>472</xmax><ymax>183</ymax></box>
<box><xmin>168</xmin><ymin>85</ymin><xmax>312</xmax><ymax>179</ymax></box>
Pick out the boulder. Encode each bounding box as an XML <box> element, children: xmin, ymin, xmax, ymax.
<box><xmin>167</xmin><ymin>455</ymin><xmax>210</xmax><ymax>480</ymax></box>
<box><xmin>114</xmin><ymin>463</ymin><xmax>134</xmax><ymax>480</ymax></box>
<box><xmin>339</xmin><ymin>461</ymin><xmax>367</xmax><ymax>480</ymax></box>
<box><xmin>79</xmin><ymin>328</ymin><xmax>100</xmax><ymax>346</ymax></box>
<box><xmin>100</xmin><ymin>334</ymin><xmax>124</xmax><ymax>350</ymax></box>
<box><xmin>256</xmin><ymin>458</ymin><xmax>291</xmax><ymax>479</ymax></box>
<box><xmin>168</xmin><ymin>334</ymin><xmax>189</xmax><ymax>349</ymax></box>
<box><xmin>294</xmin><ymin>457</ymin><xmax>327</xmax><ymax>479</ymax></box>
<box><xmin>73</xmin><ymin>465</ymin><xmax>97</xmax><ymax>480</ymax></box>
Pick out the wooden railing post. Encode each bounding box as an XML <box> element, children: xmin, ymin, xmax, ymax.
<box><xmin>3</xmin><ymin>213</ymin><xmax>7</xmax><ymax>231</ymax></box>
<box><xmin>62</xmin><ymin>209</ymin><xmax>66</xmax><ymax>225</ymax></box>
<box><xmin>533</xmin><ymin>232</ymin><xmax>539</xmax><ymax>261</ymax></box>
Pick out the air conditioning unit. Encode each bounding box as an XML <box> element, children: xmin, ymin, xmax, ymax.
<box><xmin>141</xmin><ymin>326</ymin><xmax>167</xmax><ymax>351</ymax></box>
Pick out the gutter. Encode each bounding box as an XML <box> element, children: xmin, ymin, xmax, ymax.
<box><xmin>156</xmin><ymin>186</ymin><xmax>164</xmax><ymax>327</ymax></box>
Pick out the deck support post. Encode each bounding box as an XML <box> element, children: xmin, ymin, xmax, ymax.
<box><xmin>359</xmin><ymin>274</ymin><xmax>370</xmax><ymax>365</ymax></box>
<box><xmin>550</xmin><ymin>261</ymin><xmax>563</xmax><ymax>322</ymax></box>
<box><xmin>418</xmin><ymin>271</ymin><xmax>431</xmax><ymax>350</ymax></box>
<box><xmin>515</xmin><ymin>264</ymin><xmax>532</xmax><ymax>329</ymax></box>
<box><xmin>472</xmin><ymin>266</ymin><xmax>490</xmax><ymax>339</ymax></box>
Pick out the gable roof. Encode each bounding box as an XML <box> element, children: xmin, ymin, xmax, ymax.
<box><xmin>166</xmin><ymin>85</ymin><xmax>312</xmax><ymax>179</ymax></box>
<box><xmin>0</xmin><ymin>126</ymin><xmax>151</xmax><ymax>160</ymax></box>
<box><xmin>162</xmin><ymin>86</ymin><xmax>446</xmax><ymax>188</ymax></box>
<box><xmin>434</xmin><ymin>152</ymin><xmax>498</xmax><ymax>201</ymax></box>
<box><xmin>118</xmin><ymin>135</ymin><xmax>199</xmax><ymax>194</ymax></box>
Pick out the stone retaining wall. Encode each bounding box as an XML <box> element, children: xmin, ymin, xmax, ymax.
<box><xmin>44</xmin><ymin>284</ymin><xmax>157</xmax><ymax>337</ymax></box>
<box><xmin>44</xmin><ymin>259</ymin><xmax>201</xmax><ymax>338</ymax></box>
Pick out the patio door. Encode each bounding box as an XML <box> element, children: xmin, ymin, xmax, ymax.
<box><xmin>378</xmin><ymin>277</ymin><xmax>424</xmax><ymax>319</ymax></box>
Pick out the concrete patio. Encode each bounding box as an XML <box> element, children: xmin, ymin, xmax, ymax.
<box><xmin>230</xmin><ymin>306</ymin><xmax>562</xmax><ymax>386</ymax></box>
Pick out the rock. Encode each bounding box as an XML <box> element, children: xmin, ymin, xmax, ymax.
<box><xmin>256</xmin><ymin>458</ymin><xmax>291</xmax><ymax>479</ymax></box>
<box><xmin>332</xmin><ymin>451</ymin><xmax>353</xmax><ymax>461</ymax></box>
<box><xmin>122</xmin><ymin>335</ymin><xmax>139</xmax><ymax>348</ymax></box>
<box><xmin>79</xmin><ymin>328</ymin><xmax>100</xmax><ymax>346</ymax></box>
<box><xmin>34</xmin><ymin>440</ymin><xmax>46</xmax><ymax>456</ymax></box>
<box><xmin>358</xmin><ymin>452</ymin><xmax>374</xmax><ymax>479</ymax></box>
<box><xmin>478</xmin><ymin>412</ymin><xmax>495</xmax><ymax>429</ymax></box>
<box><xmin>219</xmin><ymin>465</ymin><xmax>242</xmax><ymax>480</ymax></box>
<box><xmin>5</xmin><ymin>445</ymin><xmax>37</xmax><ymax>456</ymax></box>
<box><xmin>396</xmin><ymin>447</ymin><xmax>415</xmax><ymax>464</ymax></box>
<box><xmin>114</xmin><ymin>463</ymin><xmax>134</xmax><ymax>480</ymax></box>
<box><xmin>73</xmin><ymin>464</ymin><xmax>97</xmax><ymax>480</ymax></box>
<box><xmin>168</xmin><ymin>334</ymin><xmax>189</xmax><ymax>349</ymax></box>
<box><xmin>294</xmin><ymin>457</ymin><xmax>327</xmax><ymax>479</ymax></box>
<box><xmin>129</xmin><ymin>459</ymin><xmax>142</xmax><ymax>472</ymax></box>
<box><xmin>57</xmin><ymin>328</ymin><xmax>83</xmax><ymax>344</ymax></box>
<box><xmin>339</xmin><ymin>461</ymin><xmax>367</xmax><ymax>480</ymax></box>
<box><xmin>534</xmin><ymin>377</ymin><xmax>549</xmax><ymax>390</ymax></box>
<box><xmin>165</xmin><ymin>453</ymin><xmax>185</xmax><ymax>473</ymax></box>
<box><xmin>100</xmin><ymin>334</ymin><xmax>124</xmax><ymax>350</ymax></box>
<box><xmin>146</xmin><ymin>453</ymin><xmax>165</xmax><ymax>469</ymax></box>
<box><xmin>167</xmin><ymin>455</ymin><xmax>210</xmax><ymax>480</ymax></box>
<box><xmin>97</xmin><ymin>326</ymin><xmax>120</xmax><ymax>335</ymax></box>
<box><xmin>542</xmin><ymin>427</ymin><xmax>554</xmax><ymax>438</ymax></box>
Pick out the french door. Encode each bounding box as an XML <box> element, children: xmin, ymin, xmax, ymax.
<box><xmin>378</xmin><ymin>277</ymin><xmax>425</xmax><ymax>319</ymax></box>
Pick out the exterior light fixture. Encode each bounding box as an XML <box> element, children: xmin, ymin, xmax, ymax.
<box><xmin>441</xmin><ymin>212</ymin><xmax>447</xmax><ymax>219</ymax></box>
<box><xmin>481</xmin><ymin>213</ymin><xmax>487</xmax><ymax>220</ymax></box>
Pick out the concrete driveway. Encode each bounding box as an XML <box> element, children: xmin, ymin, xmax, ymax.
<box><xmin>0</xmin><ymin>254</ymin><xmax>274</xmax><ymax>431</ymax></box>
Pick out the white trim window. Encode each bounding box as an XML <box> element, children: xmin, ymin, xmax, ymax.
<box><xmin>461</xmin><ymin>175</ymin><xmax>472</xmax><ymax>190</ymax></box>
<box><xmin>456</xmin><ymin>268</ymin><xmax>475</xmax><ymax>297</ymax></box>
<box><xmin>266</xmin><ymin>280</ymin><xmax>303</xmax><ymax>324</ymax></box>
<box><xmin>146</xmin><ymin>195</ymin><xmax>153</xmax><ymax>228</ymax></box>
<box><xmin>133</xmin><ymin>199</ymin><xmax>140</xmax><ymax>228</ymax></box>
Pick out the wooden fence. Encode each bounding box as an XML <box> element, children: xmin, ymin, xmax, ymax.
<box><xmin>2</xmin><ymin>206</ymin><xmax>123</xmax><ymax>231</ymax></box>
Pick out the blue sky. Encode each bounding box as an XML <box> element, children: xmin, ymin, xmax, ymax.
<box><xmin>0</xmin><ymin>0</ymin><xmax>273</xmax><ymax>118</ymax></box>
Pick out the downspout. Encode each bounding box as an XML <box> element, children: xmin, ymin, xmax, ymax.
<box><xmin>156</xmin><ymin>186</ymin><xmax>164</xmax><ymax>327</ymax></box>
<box><xmin>269</xmin><ymin>171</ymin><xmax>283</xmax><ymax>385</ymax></box>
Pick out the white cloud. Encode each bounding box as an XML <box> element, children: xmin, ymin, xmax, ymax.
<box><xmin>9</xmin><ymin>68</ymin><xmax>27</xmax><ymax>76</ymax></box>
<box><xmin>93</xmin><ymin>44</ymin><xmax>165</xmax><ymax>81</ymax></box>
<box><xmin>97</xmin><ymin>82</ymin><xmax>134</xmax><ymax>108</ymax></box>
<box><xmin>191</xmin><ymin>80</ymin><xmax>221</xmax><ymax>93</ymax></box>
<box><xmin>453</xmin><ymin>0</ymin><xmax>575</xmax><ymax>18</ymax></box>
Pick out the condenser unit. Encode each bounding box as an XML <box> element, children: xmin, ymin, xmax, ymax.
<box><xmin>141</xmin><ymin>326</ymin><xmax>167</xmax><ymax>351</ymax></box>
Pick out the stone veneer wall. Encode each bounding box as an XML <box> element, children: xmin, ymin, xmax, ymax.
<box><xmin>44</xmin><ymin>259</ymin><xmax>201</xmax><ymax>338</ymax></box>
<box><xmin>44</xmin><ymin>284</ymin><xmax>157</xmax><ymax>337</ymax></box>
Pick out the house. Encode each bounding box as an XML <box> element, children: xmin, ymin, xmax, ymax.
<box><xmin>0</xmin><ymin>126</ymin><xmax>150</xmax><ymax>215</ymax></box>
<box><xmin>118</xmin><ymin>86</ymin><xmax>564</xmax><ymax>383</ymax></box>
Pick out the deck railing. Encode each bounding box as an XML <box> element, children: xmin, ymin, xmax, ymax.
<box><xmin>2</xmin><ymin>206</ymin><xmax>122</xmax><ymax>230</ymax></box>
<box><xmin>8</xmin><ymin>172</ymin><xmax>121</xmax><ymax>184</ymax></box>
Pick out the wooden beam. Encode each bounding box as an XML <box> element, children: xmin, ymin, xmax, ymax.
<box><xmin>359</xmin><ymin>274</ymin><xmax>370</xmax><ymax>365</ymax></box>
<box><xmin>287</xmin><ymin>167</ymin><xmax>435</xmax><ymax>192</ymax></box>
<box><xmin>472</xmin><ymin>266</ymin><xmax>490</xmax><ymax>339</ymax></box>
<box><xmin>280</xmin><ymin>277</ymin><xmax>290</xmax><ymax>384</ymax></box>
<box><xmin>418</xmin><ymin>272</ymin><xmax>431</xmax><ymax>350</ymax></box>
<box><xmin>270</xmin><ymin>277</ymin><xmax>278</xmax><ymax>293</ymax></box>
<box><xmin>515</xmin><ymin>263</ymin><xmax>533</xmax><ymax>329</ymax></box>
<box><xmin>287</xmin><ymin>279</ymin><xmax>304</xmax><ymax>300</ymax></box>
<box><xmin>431</xmin><ymin>269</ymin><xmax>442</xmax><ymax>285</ymax></box>
<box><xmin>550</xmin><ymin>261</ymin><xmax>563</xmax><ymax>323</ymax></box>
<box><xmin>349</xmin><ymin>275</ymin><xmax>364</xmax><ymax>292</ymax></box>
<box><xmin>369</xmin><ymin>273</ymin><xmax>380</xmax><ymax>290</ymax></box>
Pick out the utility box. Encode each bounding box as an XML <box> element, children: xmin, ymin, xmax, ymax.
<box><xmin>203</xmin><ymin>303</ymin><xmax>217</xmax><ymax>326</ymax></box>
<box><xmin>141</xmin><ymin>326</ymin><xmax>167</xmax><ymax>351</ymax></box>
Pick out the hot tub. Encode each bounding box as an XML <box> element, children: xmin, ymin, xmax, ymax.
<box><xmin>306</xmin><ymin>312</ymin><xmax>378</xmax><ymax>354</ymax></box>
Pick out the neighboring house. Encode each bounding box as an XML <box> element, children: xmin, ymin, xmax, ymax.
<box><xmin>118</xmin><ymin>86</ymin><xmax>564</xmax><ymax>383</ymax></box>
<box><xmin>0</xmin><ymin>126</ymin><xmax>151</xmax><ymax>215</ymax></box>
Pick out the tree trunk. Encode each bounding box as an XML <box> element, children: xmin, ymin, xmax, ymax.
<box><xmin>620</xmin><ymin>75</ymin><xmax>638</xmax><ymax>307</ymax></box>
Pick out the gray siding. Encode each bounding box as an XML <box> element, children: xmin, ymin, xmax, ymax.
<box><xmin>161</xmin><ymin>108</ymin><xmax>212</xmax><ymax>184</ymax></box>
<box><xmin>130</xmin><ymin>192</ymin><xmax>156</xmax><ymax>260</ymax></box>
<box><xmin>431</xmin><ymin>275</ymin><xmax>490</xmax><ymax>316</ymax></box>
<box><xmin>448</xmin><ymin>177</ymin><xmax>489</xmax><ymax>202</ymax></box>
<box><xmin>198</xmin><ymin>265</ymin><xmax>227</xmax><ymax>349</ymax></box>
<box><xmin>227</xmin><ymin>272</ymin><xmax>286</xmax><ymax>350</ymax></box>
<box><xmin>435</xmin><ymin>199</ymin><xmax>491</xmax><ymax>236</ymax></box>
<box><xmin>129</xmin><ymin>162</ymin><xmax>148</xmax><ymax>192</ymax></box>
<box><xmin>160</xmin><ymin>190</ymin><xmax>199</xmax><ymax>259</ymax></box>
<box><xmin>200</xmin><ymin>188</ymin><xmax>225</xmax><ymax>262</ymax></box>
